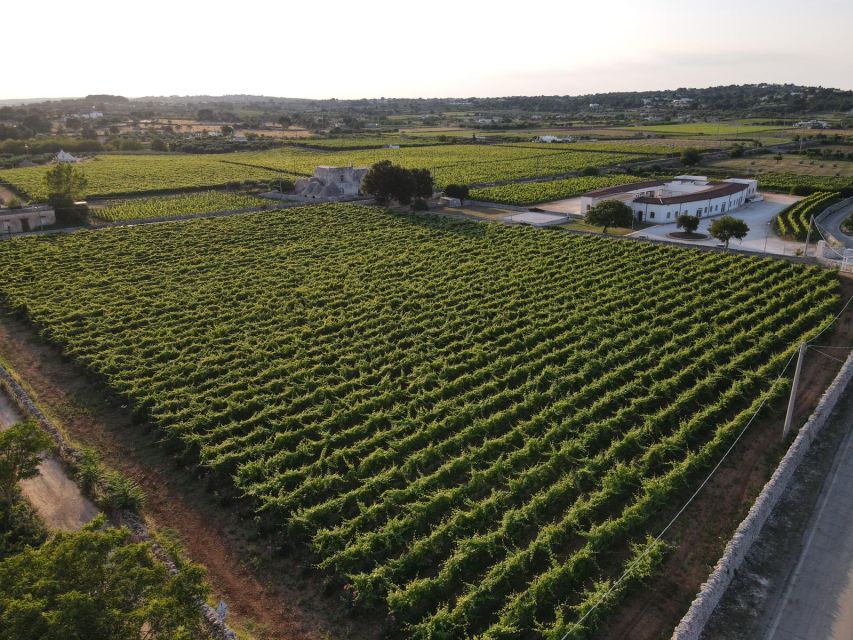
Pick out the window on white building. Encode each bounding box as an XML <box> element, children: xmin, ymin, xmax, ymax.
<box><xmin>696</xmin><ymin>208</ymin><xmax>702</xmax><ymax>216</ymax></box>
<box><xmin>650</xmin><ymin>211</ymin><xmax>655</xmax><ymax>219</ymax></box>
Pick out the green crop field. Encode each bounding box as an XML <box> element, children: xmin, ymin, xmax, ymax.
<box><xmin>0</xmin><ymin>155</ymin><xmax>291</xmax><ymax>201</ymax></box>
<box><xmin>470</xmin><ymin>175</ymin><xmax>645</xmax><ymax>205</ymax></box>
<box><xmin>1</xmin><ymin>146</ymin><xmax>648</xmax><ymax>202</ymax></box>
<box><xmin>775</xmin><ymin>191</ymin><xmax>841</xmax><ymax>239</ymax></box>
<box><xmin>230</xmin><ymin>145</ymin><xmax>646</xmax><ymax>186</ymax></box>
<box><xmin>93</xmin><ymin>191</ymin><xmax>273</xmax><ymax>222</ymax></box>
<box><xmin>0</xmin><ymin>204</ymin><xmax>838</xmax><ymax>639</ymax></box>
<box><xmin>623</xmin><ymin>122</ymin><xmax>795</xmax><ymax>136</ymax></box>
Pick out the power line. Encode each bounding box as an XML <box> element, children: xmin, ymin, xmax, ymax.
<box><xmin>558</xmin><ymin>348</ymin><xmax>800</xmax><ymax>640</ymax></box>
<box><xmin>559</xmin><ymin>294</ymin><xmax>853</xmax><ymax>639</ymax></box>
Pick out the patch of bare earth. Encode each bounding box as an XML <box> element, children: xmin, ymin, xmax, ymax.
<box><xmin>593</xmin><ymin>273</ymin><xmax>853</xmax><ymax>640</ymax></box>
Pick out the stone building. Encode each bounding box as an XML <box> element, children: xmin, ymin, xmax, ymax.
<box><xmin>293</xmin><ymin>166</ymin><xmax>367</xmax><ymax>201</ymax></box>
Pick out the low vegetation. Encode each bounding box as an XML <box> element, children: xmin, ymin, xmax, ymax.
<box><xmin>775</xmin><ymin>191</ymin><xmax>841</xmax><ymax>239</ymax></box>
<box><xmin>0</xmin><ymin>203</ymin><xmax>838</xmax><ymax>638</ymax></box>
<box><xmin>94</xmin><ymin>191</ymin><xmax>272</xmax><ymax>222</ymax></box>
<box><xmin>470</xmin><ymin>174</ymin><xmax>643</xmax><ymax>205</ymax></box>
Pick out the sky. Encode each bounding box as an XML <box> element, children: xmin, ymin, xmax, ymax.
<box><xmin>5</xmin><ymin>0</ymin><xmax>852</xmax><ymax>100</ymax></box>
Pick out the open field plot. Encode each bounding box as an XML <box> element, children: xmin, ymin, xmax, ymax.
<box><xmin>0</xmin><ymin>155</ymin><xmax>291</xmax><ymax>201</ymax></box>
<box><xmin>0</xmin><ymin>204</ymin><xmax>839</xmax><ymax>639</ymax></box>
<box><xmin>92</xmin><ymin>191</ymin><xmax>273</xmax><ymax>222</ymax></box>
<box><xmin>708</xmin><ymin>155</ymin><xmax>853</xmax><ymax>178</ymax></box>
<box><xmin>622</xmin><ymin>122</ymin><xmax>796</xmax><ymax>136</ymax></box>
<box><xmin>507</xmin><ymin>138</ymin><xmax>728</xmax><ymax>155</ymax></box>
<box><xmin>470</xmin><ymin>174</ymin><xmax>645</xmax><ymax>205</ymax></box>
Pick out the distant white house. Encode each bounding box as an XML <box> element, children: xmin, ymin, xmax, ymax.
<box><xmin>292</xmin><ymin>166</ymin><xmax>368</xmax><ymax>201</ymax></box>
<box><xmin>55</xmin><ymin>150</ymin><xmax>79</xmax><ymax>163</ymax></box>
<box><xmin>535</xmin><ymin>135</ymin><xmax>572</xmax><ymax>143</ymax></box>
<box><xmin>580</xmin><ymin>175</ymin><xmax>758</xmax><ymax>224</ymax></box>
<box><xmin>588</xmin><ymin>103</ymin><xmax>600</xmax><ymax>109</ymax></box>
<box><xmin>795</xmin><ymin>120</ymin><xmax>830</xmax><ymax>129</ymax></box>
<box><xmin>232</xmin><ymin>134</ymin><xmax>248</xmax><ymax>142</ymax></box>
<box><xmin>672</xmin><ymin>98</ymin><xmax>694</xmax><ymax>107</ymax></box>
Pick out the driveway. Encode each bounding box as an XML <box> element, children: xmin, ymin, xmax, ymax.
<box><xmin>627</xmin><ymin>193</ymin><xmax>804</xmax><ymax>256</ymax></box>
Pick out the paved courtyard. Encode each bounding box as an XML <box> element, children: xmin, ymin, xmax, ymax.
<box><xmin>628</xmin><ymin>193</ymin><xmax>805</xmax><ymax>256</ymax></box>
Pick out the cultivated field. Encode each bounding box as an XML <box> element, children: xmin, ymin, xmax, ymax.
<box><xmin>0</xmin><ymin>204</ymin><xmax>839</xmax><ymax>639</ymax></box>
<box><xmin>470</xmin><ymin>174</ymin><xmax>644</xmax><ymax>205</ymax></box>
<box><xmin>0</xmin><ymin>155</ymin><xmax>290</xmax><ymax>201</ymax></box>
<box><xmin>0</xmin><ymin>145</ymin><xmax>650</xmax><ymax>201</ymax></box>
<box><xmin>709</xmin><ymin>155</ymin><xmax>853</xmax><ymax>178</ymax></box>
<box><xmin>625</xmin><ymin>122</ymin><xmax>795</xmax><ymax>136</ymax></box>
<box><xmin>92</xmin><ymin>191</ymin><xmax>272</xmax><ymax>222</ymax></box>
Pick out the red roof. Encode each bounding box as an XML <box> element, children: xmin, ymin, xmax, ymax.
<box><xmin>583</xmin><ymin>179</ymin><xmax>666</xmax><ymax>198</ymax></box>
<box><xmin>633</xmin><ymin>181</ymin><xmax>748</xmax><ymax>205</ymax></box>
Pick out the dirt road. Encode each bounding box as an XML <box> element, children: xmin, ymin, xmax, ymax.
<box><xmin>0</xmin><ymin>388</ymin><xmax>98</xmax><ymax>531</ymax></box>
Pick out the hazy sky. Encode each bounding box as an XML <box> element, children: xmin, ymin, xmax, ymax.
<box><xmin>6</xmin><ymin>0</ymin><xmax>852</xmax><ymax>100</ymax></box>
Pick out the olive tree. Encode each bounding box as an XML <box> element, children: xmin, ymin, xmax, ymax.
<box><xmin>709</xmin><ymin>215</ymin><xmax>750</xmax><ymax>249</ymax></box>
<box><xmin>676</xmin><ymin>214</ymin><xmax>701</xmax><ymax>234</ymax></box>
<box><xmin>585</xmin><ymin>199</ymin><xmax>633</xmax><ymax>233</ymax></box>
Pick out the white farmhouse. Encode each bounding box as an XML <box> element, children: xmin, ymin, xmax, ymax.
<box><xmin>580</xmin><ymin>176</ymin><xmax>758</xmax><ymax>224</ymax></box>
<box><xmin>55</xmin><ymin>150</ymin><xmax>79</xmax><ymax>163</ymax></box>
<box><xmin>293</xmin><ymin>166</ymin><xmax>368</xmax><ymax>201</ymax></box>
<box><xmin>536</xmin><ymin>135</ymin><xmax>562</xmax><ymax>143</ymax></box>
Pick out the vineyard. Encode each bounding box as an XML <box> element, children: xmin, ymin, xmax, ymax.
<box><xmin>0</xmin><ymin>146</ymin><xmax>649</xmax><ymax>202</ymax></box>
<box><xmin>0</xmin><ymin>204</ymin><xmax>839</xmax><ymax>639</ymax></box>
<box><xmin>775</xmin><ymin>191</ymin><xmax>841</xmax><ymax>239</ymax></box>
<box><xmin>470</xmin><ymin>175</ymin><xmax>644</xmax><ymax>205</ymax></box>
<box><xmin>756</xmin><ymin>172</ymin><xmax>853</xmax><ymax>194</ymax></box>
<box><xmin>93</xmin><ymin>191</ymin><xmax>273</xmax><ymax>222</ymax></box>
<box><xmin>0</xmin><ymin>155</ymin><xmax>290</xmax><ymax>201</ymax></box>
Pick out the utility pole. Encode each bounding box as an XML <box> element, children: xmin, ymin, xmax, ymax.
<box><xmin>783</xmin><ymin>342</ymin><xmax>807</xmax><ymax>439</ymax></box>
<box><xmin>803</xmin><ymin>215</ymin><xmax>814</xmax><ymax>257</ymax></box>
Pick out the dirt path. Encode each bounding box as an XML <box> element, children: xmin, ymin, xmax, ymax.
<box><xmin>0</xmin><ymin>389</ymin><xmax>98</xmax><ymax>531</ymax></box>
<box><xmin>0</xmin><ymin>311</ymin><xmax>381</xmax><ymax>640</ymax></box>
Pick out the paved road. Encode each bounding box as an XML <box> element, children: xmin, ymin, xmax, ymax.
<box><xmin>765</xmin><ymin>404</ymin><xmax>853</xmax><ymax>640</ymax></box>
<box><xmin>817</xmin><ymin>198</ymin><xmax>853</xmax><ymax>251</ymax></box>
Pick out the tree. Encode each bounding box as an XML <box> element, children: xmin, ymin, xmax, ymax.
<box><xmin>0</xmin><ymin>516</ymin><xmax>209</xmax><ymax>639</ymax></box>
<box><xmin>676</xmin><ymin>214</ymin><xmax>701</xmax><ymax>234</ymax></box>
<box><xmin>220</xmin><ymin>125</ymin><xmax>234</xmax><ymax>136</ymax></box>
<box><xmin>0</xmin><ymin>422</ymin><xmax>51</xmax><ymax>504</ymax></box>
<box><xmin>585</xmin><ymin>199</ymin><xmax>633</xmax><ymax>233</ymax></box>
<box><xmin>44</xmin><ymin>163</ymin><xmax>88</xmax><ymax>208</ymax></box>
<box><xmin>410</xmin><ymin>168</ymin><xmax>434</xmax><ymax>199</ymax></box>
<box><xmin>150</xmin><ymin>138</ymin><xmax>167</xmax><ymax>152</ymax></box>
<box><xmin>444</xmin><ymin>184</ymin><xmax>470</xmax><ymax>205</ymax></box>
<box><xmin>709</xmin><ymin>215</ymin><xmax>749</xmax><ymax>249</ymax></box>
<box><xmin>362</xmin><ymin>161</ymin><xmax>428</xmax><ymax>206</ymax></box>
<box><xmin>680</xmin><ymin>147</ymin><xmax>701</xmax><ymax>166</ymax></box>
<box><xmin>729</xmin><ymin>144</ymin><xmax>745</xmax><ymax>158</ymax></box>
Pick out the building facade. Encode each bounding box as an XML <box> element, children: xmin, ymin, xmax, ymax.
<box><xmin>580</xmin><ymin>176</ymin><xmax>758</xmax><ymax>224</ymax></box>
<box><xmin>0</xmin><ymin>205</ymin><xmax>56</xmax><ymax>234</ymax></box>
<box><xmin>292</xmin><ymin>166</ymin><xmax>368</xmax><ymax>200</ymax></box>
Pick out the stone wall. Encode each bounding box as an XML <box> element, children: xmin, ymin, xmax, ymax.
<box><xmin>671</xmin><ymin>350</ymin><xmax>853</xmax><ymax>639</ymax></box>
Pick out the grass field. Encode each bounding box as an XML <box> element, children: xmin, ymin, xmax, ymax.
<box><xmin>0</xmin><ymin>204</ymin><xmax>838</xmax><ymax>639</ymax></box>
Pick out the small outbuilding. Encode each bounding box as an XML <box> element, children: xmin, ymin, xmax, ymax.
<box><xmin>55</xmin><ymin>150</ymin><xmax>79</xmax><ymax>163</ymax></box>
